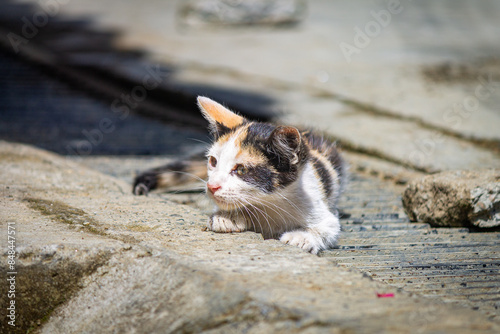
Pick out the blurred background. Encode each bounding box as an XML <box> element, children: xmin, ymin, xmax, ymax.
<box><xmin>1</xmin><ymin>0</ymin><xmax>499</xmax><ymax>177</ymax></box>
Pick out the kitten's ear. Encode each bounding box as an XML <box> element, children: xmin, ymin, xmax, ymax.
<box><xmin>269</xmin><ymin>126</ymin><xmax>302</xmax><ymax>164</ymax></box>
<box><xmin>197</xmin><ymin>96</ymin><xmax>245</xmax><ymax>137</ymax></box>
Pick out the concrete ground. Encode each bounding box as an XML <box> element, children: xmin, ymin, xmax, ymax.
<box><xmin>1</xmin><ymin>141</ymin><xmax>499</xmax><ymax>333</ymax></box>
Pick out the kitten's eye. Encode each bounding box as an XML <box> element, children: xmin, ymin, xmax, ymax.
<box><xmin>208</xmin><ymin>156</ymin><xmax>217</xmax><ymax>168</ymax></box>
<box><xmin>235</xmin><ymin>164</ymin><xmax>248</xmax><ymax>176</ymax></box>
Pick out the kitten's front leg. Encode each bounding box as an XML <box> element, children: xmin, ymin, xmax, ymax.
<box><xmin>280</xmin><ymin>231</ymin><xmax>322</xmax><ymax>254</ymax></box>
<box><xmin>280</xmin><ymin>211</ymin><xmax>340</xmax><ymax>254</ymax></box>
<box><xmin>208</xmin><ymin>212</ymin><xmax>247</xmax><ymax>233</ymax></box>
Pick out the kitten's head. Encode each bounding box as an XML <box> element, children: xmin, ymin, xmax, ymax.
<box><xmin>197</xmin><ymin>97</ymin><xmax>308</xmax><ymax>210</ymax></box>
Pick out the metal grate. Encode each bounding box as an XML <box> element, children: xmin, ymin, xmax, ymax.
<box><xmin>323</xmin><ymin>173</ymin><xmax>500</xmax><ymax>321</ymax></box>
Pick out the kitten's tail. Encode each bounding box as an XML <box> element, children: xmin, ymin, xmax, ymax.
<box><xmin>133</xmin><ymin>154</ymin><xmax>207</xmax><ymax>195</ymax></box>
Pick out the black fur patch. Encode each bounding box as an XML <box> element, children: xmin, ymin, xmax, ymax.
<box><xmin>214</xmin><ymin>122</ymin><xmax>232</xmax><ymax>139</ymax></box>
<box><xmin>303</xmin><ymin>132</ymin><xmax>345</xmax><ymax>183</ymax></box>
<box><xmin>238</xmin><ymin>165</ymin><xmax>276</xmax><ymax>193</ymax></box>
<box><xmin>133</xmin><ymin>171</ymin><xmax>159</xmax><ymax>195</ymax></box>
<box><xmin>243</xmin><ymin>123</ymin><xmax>276</xmax><ymax>144</ymax></box>
<box><xmin>213</xmin><ymin>120</ymin><xmax>249</xmax><ymax>140</ymax></box>
<box><xmin>311</xmin><ymin>157</ymin><xmax>333</xmax><ymax>197</ymax></box>
<box><xmin>326</xmin><ymin>147</ymin><xmax>345</xmax><ymax>182</ymax></box>
<box><xmin>242</xmin><ymin>122</ymin><xmax>306</xmax><ymax>189</ymax></box>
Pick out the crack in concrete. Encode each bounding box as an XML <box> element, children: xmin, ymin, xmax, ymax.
<box><xmin>24</xmin><ymin>197</ymin><xmax>141</xmax><ymax>244</ymax></box>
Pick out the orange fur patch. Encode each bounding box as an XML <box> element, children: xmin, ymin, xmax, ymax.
<box><xmin>198</xmin><ymin>97</ymin><xmax>244</xmax><ymax>129</ymax></box>
<box><xmin>236</xmin><ymin>146</ymin><xmax>266</xmax><ymax>165</ymax></box>
<box><xmin>219</xmin><ymin>124</ymin><xmax>267</xmax><ymax>166</ymax></box>
<box><xmin>216</xmin><ymin>123</ymin><xmax>247</xmax><ymax>146</ymax></box>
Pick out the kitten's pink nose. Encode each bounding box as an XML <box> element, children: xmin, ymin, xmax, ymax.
<box><xmin>207</xmin><ymin>183</ymin><xmax>221</xmax><ymax>195</ymax></box>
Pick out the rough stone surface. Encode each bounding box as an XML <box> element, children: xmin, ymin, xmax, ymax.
<box><xmin>402</xmin><ymin>169</ymin><xmax>500</xmax><ymax>228</ymax></box>
<box><xmin>2</xmin><ymin>141</ymin><xmax>499</xmax><ymax>333</ymax></box>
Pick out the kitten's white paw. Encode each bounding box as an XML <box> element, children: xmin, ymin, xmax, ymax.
<box><xmin>280</xmin><ymin>231</ymin><xmax>323</xmax><ymax>255</ymax></box>
<box><xmin>209</xmin><ymin>215</ymin><xmax>245</xmax><ymax>233</ymax></box>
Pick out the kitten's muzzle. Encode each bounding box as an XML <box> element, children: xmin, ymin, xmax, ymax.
<box><xmin>207</xmin><ymin>183</ymin><xmax>221</xmax><ymax>195</ymax></box>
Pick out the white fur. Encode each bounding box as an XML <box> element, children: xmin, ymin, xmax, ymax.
<box><xmin>278</xmin><ymin>162</ymin><xmax>340</xmax><ymax>254</ymax></box>
<box><xmin>206</xmin><ymin>131</ymin><xmax>340</xmax><ymax>254</ymax></box>
<box><xmin>206</xmin><ymin>128</ymin><xmax>258</xmax><ymax>211</ymax></box>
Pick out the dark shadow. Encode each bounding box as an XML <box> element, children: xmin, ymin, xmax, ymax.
<box><xmin>0</xmin><ymin>0</ymin><xmax>277</xmax><ymax>156</ymax></box>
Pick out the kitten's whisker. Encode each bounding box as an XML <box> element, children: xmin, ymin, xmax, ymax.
<box><xmin>239</xmin><ymin>197</ymin><xmax>275</xmax><ymax>238</ymax></box>
<box><xmin>167</xmin><ymin>170</ymin><xmax>207</xmax><ymax>184</ymax></box>
<box><xmin>236</xmin><ymin>197</ymin><xmax>266</xmax><ymax>236</ymax></box>
<box><xmin>273</xmin><ymin>192</ymin><xmax>308</xmax><ymax>217</ymax></box>
<box><xmin>188</xmin><ymin>137</ymin><xmax>212</xmax><ymax>145</ymax></box>
<box><xmin>249</xmin><ymin>196</ymin><xmax>306</xmax><ymax>236</ymax></box>
<box><xmin>165</xmin><ymin>188</ymin><xmax>206</xmax><ymax>196</ymax></box>
<box><xmin>238</xmin><ymin>200</ymin><xmax>260</xmax><ymax>234</ymax></box>
<box><xmin>226</xmin><ymin>191</ymin><xmax>299</xmax><ymax>236</ymax></box>
<box><xmin>243</xmin><ymin>193</ymin><xmax>296</xmax><ymax>223</ymax></box>
<box><xmin>273</xmin><ymin>190</ymin><xmax>305</xmax><ymax>213</ymax></box>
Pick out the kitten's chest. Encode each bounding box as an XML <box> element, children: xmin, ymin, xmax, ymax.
<box><xmin>240</xmin><ymin>191</ymin><xmax>310</xmax><ymax>238</ymax></box>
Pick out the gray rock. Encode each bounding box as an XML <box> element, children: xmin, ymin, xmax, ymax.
<box><xmin>471</xmin><ymin>182</ymin><xmax>500</xmax><ymax>228</ymax></box>
<box><xmin>178</xmin><ymin>0</ymin><xmax>307</xmax><ymax>27</ymax></box>
<box><xmin>402</xmin><ymin>169</ymin><xmax>500</xmax><ymax>228</ymax></box>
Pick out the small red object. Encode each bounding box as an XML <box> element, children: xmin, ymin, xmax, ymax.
<box><xmin>377</xmin><ymin>293</ymin><xmax>395</xmax><ymax>298</ymax></box>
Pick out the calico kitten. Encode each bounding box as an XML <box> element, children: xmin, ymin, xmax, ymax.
<box><xmin>134</xmin><ymin>97</ymin><xmax>347</xmax><ymax>254</ymax></box>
